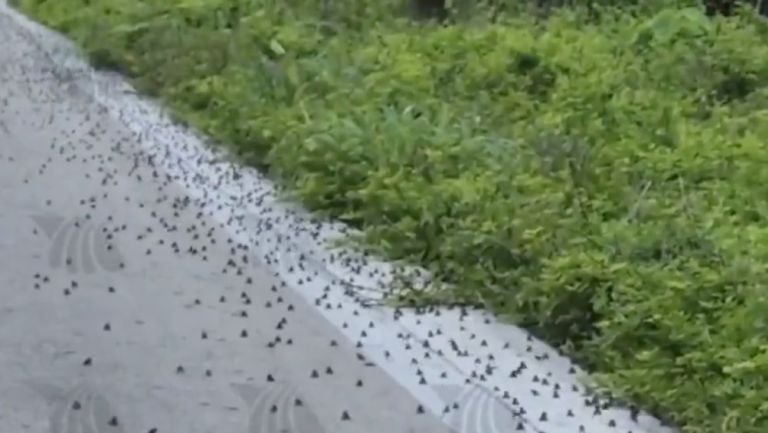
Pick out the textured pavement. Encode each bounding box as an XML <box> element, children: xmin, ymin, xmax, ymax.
<box><xmin>0</xmin><ymin>4</ymin><xmax>675</xmax><ymax>433</ymax></box>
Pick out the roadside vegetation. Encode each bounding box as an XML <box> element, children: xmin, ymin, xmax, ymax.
<box><xmin>12</xmin><ymin>0</ymin><xmax>768</xmax><ymax>431</ymax></box>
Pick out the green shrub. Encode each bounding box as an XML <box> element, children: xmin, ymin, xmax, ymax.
<box><xmin>13</xmin><ymin>0</ymin><xmax>768</xmax><ymax>431</ymax></box>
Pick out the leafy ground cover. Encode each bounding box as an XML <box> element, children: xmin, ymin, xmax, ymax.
<box><xmin>12</xmin><ymin>0</ymin><xmax>768</xmax><ymax>431</ymax></box>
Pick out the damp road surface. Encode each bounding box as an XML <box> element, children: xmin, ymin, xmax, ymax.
<box><xmin>0</xmin><ymin>5</ymin><xmax>675</xmax><ymax>433</ymax></box>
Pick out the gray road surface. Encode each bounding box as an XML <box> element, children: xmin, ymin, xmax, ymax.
<box><xmin>0</xmin><ymin>5</ymin><xmax>675</xmax><ymax>433</ymax></box>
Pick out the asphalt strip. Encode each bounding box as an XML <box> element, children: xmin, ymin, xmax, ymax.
<box><xmin>0</xmin><ymin>4</ymin><xmax>676</xmax><ymax>433</ymax></box>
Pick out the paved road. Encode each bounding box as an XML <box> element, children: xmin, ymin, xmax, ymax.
<box><xmin>0</xmin><ymin>5</ymin><xmax>675</xmax><ymax>433</ymax></box>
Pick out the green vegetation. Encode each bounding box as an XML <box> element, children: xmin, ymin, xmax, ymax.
<box><xmin>12</xmin><ymin>0</ymin><xmax>768</xmax><ymax>431</ymax></box>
